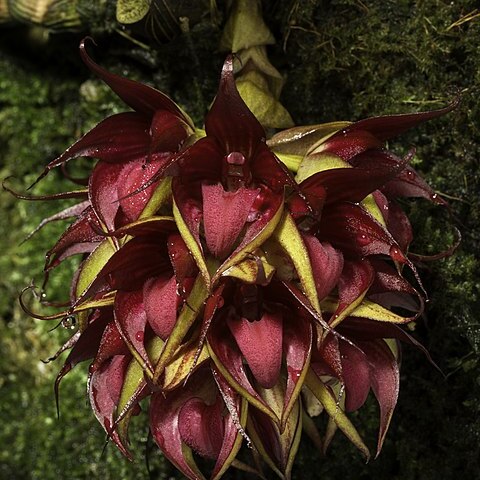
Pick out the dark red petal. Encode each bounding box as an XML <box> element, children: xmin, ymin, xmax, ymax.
<box><xmin>46</xmin><ymin>113</ymin><xmax>150</xmax><ymax>175</ymax></box>
<box><xmin>80</xmin><ymin>38</ymin><xmax>189</xmax><ymax>121</ymax></box>
<box><xmin>89</xmin><ymin>354</ymin><xmax>132</xmax><ymax>458</ymax></box>
<box><xmin>172</xmin><ymin>179</ymin><xmax>203</xmax><ymax>250</ymax></box>
<box><xmin>252</xmin><ymin>143</ymin><xmax>297</xmax><ymax>192</ymax></box>
<box><xmin>223</xmin><ymin>186</ymin><xmax>283</xmax><ymax>269</ymax></box>
<box><xmin>382</xmin><ymin>165</ymin><xmax>447</xmax><ymax>205</ymax></box>
<box><xmin>210</xmin><ymin>366</ymin><xmax>247</xmax><ymax>478</ymax></box>
<box><xmin>91</xmin><ymin>321</ymin><xmax>130</xmax><ymax>373</ymax></box>
<box><xmin>319</xmin><ymin>202</ymin><xmax>405</xmax><ymax>260</ymax></box>
<box><xmin>346</xmin><ymin>99</ymin><xmax>458</xmax><ymax>142</ymax></box>
<box><xmin>89</xmin><ymin>161</ymin><xmax>124</xmax><ymax>231</ymax></box>
<box><xmin>78</xmin><ymin>235</ymin><xmax>171</xmax><ymax>301</ymax></box>
<box><xmin>117</xmin><ymin>157</ymin><xmax>168</xmax><ymax>224</ymax></box>
<box><xmin>314</xmin><ymin>333</ymin><xmax>343</xmax><ymax>380</ymax></box>
<box><xmin>208</xmin><ymin>321</ymin><xmax>275</xmax><ymax>418</ymax></box>
<box><xmin>338</xmin><ymin>317</ymin><xmax>437</xmax><ymax>367</ymax></box>
<box><xmin>385</xmin><ymin>200</ymin><xmax>413</xmax><ymax>252</ymax></box>
<box><xmin>143</xmin><ymin>275</ymin><xmax>178</xmax><ymax>340</ymax></box>
<box><xmin>202</xmin><ymin>183</ymin><xmax>259</xmax><ymax>259</ymax></box>
<box><xmin>227</xmin><ymin>310</ymin><xmax>283</xmax><ymax>389</ymax></box>
<box><xmin>55</xmin><ymin>310</ymin><xmax>111</xmax><ymax>393</ymax></box>
<box><xmin>114</xmin><ymin>290</ymin><xmax>150</xmax><ymax>366</ymax></box>
<box><xmin>23</xmin><ymin>200</ymin><xmax>90</xmax><ymax>244</ymax></box>
<box><xmin>176</xmin><ymin>137</ymin><xmax>223</xmax><ymax>182</ymax></box>
<box><xmin>321</xmin><ymin>129</ymin><xmax>382</xmax><ymax>161</ymax></box>
<box><xmin>283</xmin><ymin>317</ymin><xmax>312</xmax><ymax>421</ymax></box>
<box><xmin>339</xmin><ymin>341</ymin><xmax>371</xmax><ymax>412</ymax></box>
<box><xmin>178</xmin><ymin>396</ymin><xmax>225</xmax><ymax>459</ymax></box>
<box><xmin>359</xmin><ymin>340</ymin><xmax>400</xmax><ymax>456</ymax></box>
<box><xmin>150</xmin><ymin>368</ymin><xmax>217</xmax><ymax>479</ymax></box>
<box><xmin>150</xmin><ymin>110</ymin><xmax>190</xmax><ymax>153</ymax></box>
<box><xmin>333</xmin><ymin>259</ymin><xmax>375</xmax><ymax>320</ymax></box>
<box><xmin>167</xmin><ymin>233</ymin><xmax>197</xmax><ymax>284</ymax></box>
<box><xmin>301</xmin><ymin>150</ymin><xmax>407</xmax><ymax>205</ymax></box>
<box><xmin>303</xmin><ymin>235</ymin><xmax>344</xmax><ymax>300</ymax></box>
<box><xmin>45</xmin><ymin>206</ymin><xmax>103</xmax><ymax>270</ymax></box>
<box><xmin>205</xmin><ymin>56</ymin><xmax>265</xmax><ymax>158</ymax></box>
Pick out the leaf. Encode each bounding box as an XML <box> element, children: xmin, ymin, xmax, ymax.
<box><xmin>267</xmin><ymin>122</ymin><xmax>351</xmax><ymax>157</ymax></box>
<box><xmin>220</xmin><ymin>0</ymin><xmax>275</xmax><ymax>52</ymax></box>
<box><xmin>173</xmin><ymin>191</ymin><xmax>210</xmax><ymax>290</ymax></box>
<box><xmin>237</xmin><ymin>74</ymin><xmax>294</xmax><ymax>129</ymax></box>
<box><xmin>116</xmin><ymin>0</ymin><xmax>150</xmax><ymax>24</ymax></box>
<box><xmin>273</xmin><ymin>213</ymin><xmax>321</xmax><ymax>312</ymax></box>
<box><xmin>75</xmin><ymin>240</ymin><xmax>116</xmax><ymax>302</ymax></box>
<box><xmin>152</xmin><ymin>273</ymin><xmax>209</xmax><ymax>384</ymax></box>
<box><xmin>321</xmin><ymin>297</ymin><xmax>414</xmax><ymax>324</ymax></box>
<box><xmin>305</xmin><ymin>368</ymin><xmax>370</xmax><ymax>460</ymax></box>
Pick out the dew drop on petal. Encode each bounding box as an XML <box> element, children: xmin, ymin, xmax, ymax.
<box><xmin>135</xmin><ymin>331</ymin><xmax>144</xmax><ymax>342</ymax></box>
<box><xmin>226</xmin><ymin>151</ymin><xmax>246</xmax><ymax>165</ymax></box>
<box><xmin>389</xmin><ymin>245</ymin><xmax>405</xmax><ymax>262</ymax></box>
<box><xmin>62</xmin><ymin>315</ymin><xmax>76</xmax><ymax>330</ymax></box>
<box><xmin>357</xmin><ymin>233</ymin><xmax>370</xmax><ymax>246</ymax></box>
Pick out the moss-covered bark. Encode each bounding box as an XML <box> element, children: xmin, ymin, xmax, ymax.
<box><xmin>1</xmin><ymin>1</ymin><xmax>479</xmax><ymax>478</ymax></box>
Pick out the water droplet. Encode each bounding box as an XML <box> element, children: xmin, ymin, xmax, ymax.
<box><xmin>357</xmin><ymin>233</ymin><xmax>370</xmax><ymax>246</ymax></box>
<box><xmin>62</xmin><ymin>315</ymin><xmax>76</xmax><ymax>330</ymax></box>
<box><xmin>226</xmin><ymin>151</ymin><xmax>246</xmax><ymax>165</ymax></box>
<box><xmin>135</xmin><ymin>331</ymin><xmax>144</xmax><ymax>342</ymax></box>
<box><xmin>389</xmin><ymin>245</ymin><xmax>405</xmax><ymax>262</ymax></box>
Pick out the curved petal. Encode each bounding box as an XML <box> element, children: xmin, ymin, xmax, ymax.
<box><xmin>89</xmin><ymin>160</ymin><xmax>123</xmax><ymax>231</ymax></box>
<box><xmin>319</xmin><ymin>202</ymin><xmax>406</xmax><ymax>261</ymax></box>
<box><xmin>383</xmin><ymin>165</ymin><xmax>447</xmax><ymax>206</ymax></box>
<box><xmin>207</xmin><ymin>319</ymin><xmax>278</xmax><ymax>423</ymax></box>
<box><xmin>303</xmin><ymin>235</ymin><xmax>344</xmax><ymax>301</ymax></box>
<box><xmin>80</xmin><ymin>38</ymin><xmax>192</xmax><ymax>123</ymax></box>
<box><xmin>346</xmin><ymin>98</ymin><xmax>458</xmax><ymax>142</ymax></box>
<box><xmin>45</xmin><ymin>206</ymin><xmax>103</xmax><ymax>271</ymax></box>
<box><xmin>114</xmin><ymin>290</ymin><xmax>150</xmax><ymax>368</ymax></box>
<box><xmin>282</xmin><ymin>316</ymin><xmax>312</xmax><ymax>429</ymax></box>
<box><xmin>143</xmin><ymin>275</ymin><xmax>178</xmax><ymax>340</ymax></box>
<box><xmin>359</xmin><ymin>340</ymin><xmax>400</xmax><ymax>457</ymax></box>
<box><xmin>202</xmin><ymin>183</ymin><xmax>259</xmax><ymax>259</ymax></box>
<box><xmin>36</xmin><ymin>113</ymin><xmax>150</xmax><ymax>182</ymax></box>
<box><xmin>330</xmin><ymin>259</ymin><xmax>375</xmax><ymax>327</ymax></box>
<box><xmin>227</xmin><ymin>310</ymin><xmax>283</xmax><ymax>389</ymax></box>
<box><xmin>339</xmin><ymin>341</ymin><xmax>371</xmax><ymax>412</ymax></box>
<box><xmin>89</xmin><ymin>354</ymin><xmax>132</xmax><ymax>458</ymax></box>
<box><xmin>205</xmin><ymin>55</ymin><xmax>265</xmax><ymax>158</ymax></box>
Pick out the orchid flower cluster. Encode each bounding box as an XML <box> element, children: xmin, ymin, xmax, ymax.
<box><xmin>21</xmin><ymin>39</ymin><xmax>456</xmax><ymax>480</ymax></box>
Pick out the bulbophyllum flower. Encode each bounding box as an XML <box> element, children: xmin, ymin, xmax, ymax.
<box><xmin>16</xmin><ymin>39</ymin><xmax>458</xmax><ymax>480</ymax></box>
